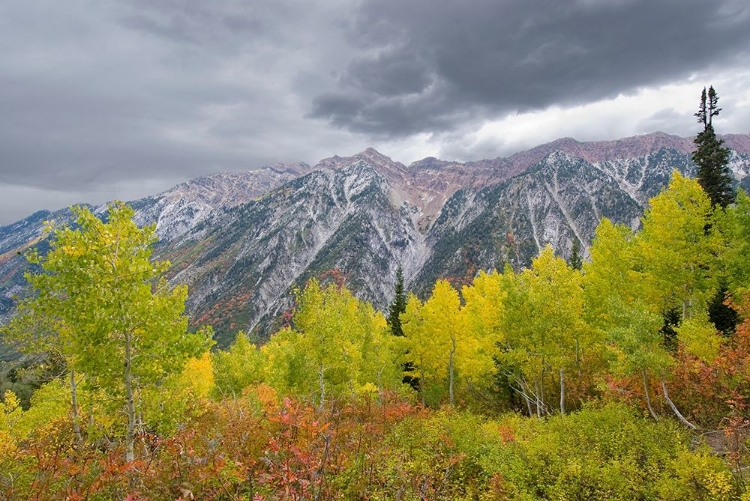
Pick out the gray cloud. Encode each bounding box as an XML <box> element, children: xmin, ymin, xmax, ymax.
<box><xmin>310</xmin><ymin>0</ymin><xmax>750</xmax><ymax>135</ymax></box>
<box><xmin>0</xmin><ymin>0</ymin><xmax>357</xmax><ymax>197</ymax></box>
<box><xmin>1</xmin><ymin>0</ymin><xmax>750</xmax><ymax>225</ymax></box>
<box><xmin>637</xmin><ymin>108</ymin><xmax>694</xmax><ymax>138</ymax></box>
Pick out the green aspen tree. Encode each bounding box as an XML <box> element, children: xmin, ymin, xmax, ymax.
<box><xmin>461</xmin><ymin>271</ymin><xmax>507</xmax><ymax>401</ymax></box>
<box><xmin>582</xmin><ymin>218</ymin><xmax>664</xmax><ymax>419</ymax></box>
<box><xmin>501</xmin><ymin>247</ymin><xmax>591</xmax><ymax>416</ymax></box>
<box><xmin>263</xmin><ymin>280</ymin><xmax>401</xmax><ymax>404</ymax></box>
<box><xmin>6</xmin><ymin>202</ymin><xmax>212</xmax><ymax>461</ymax></box>
<box><xmin>422</xmin><ymin>280</ymin><xmax>465</xmax><ymax>407</ymax></box>
<box><xmin>636</xmin><ymin>171</ymin><xmax>719</xmax><ymax>322</ymax></box>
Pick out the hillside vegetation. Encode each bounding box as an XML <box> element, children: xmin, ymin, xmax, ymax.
<box><xmin>2</xmin><ymin>171</ymin><xmax>750</xmax><ymax>500</ymax></box>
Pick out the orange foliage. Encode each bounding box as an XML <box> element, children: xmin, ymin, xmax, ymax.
<box><xmin>670</xmin><ymin>294</ymin><xmax>750</xmax><ymax>429</ymax></box>
<box><xmin>1</xmin><ymin>392</ymin><xmax>421</xmax><ymax>501</ymax></box>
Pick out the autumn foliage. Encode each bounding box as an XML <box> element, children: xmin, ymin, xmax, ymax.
<box><xmin>2</xmin><ymin>173</ymin><xmax>750</xmax><ymax>499</ymax></box>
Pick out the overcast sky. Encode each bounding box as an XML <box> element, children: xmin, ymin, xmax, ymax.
<box><xmin>2</xmin><ymin>0</ymin><xmax>750</xmax><ymax>224</ymax></box>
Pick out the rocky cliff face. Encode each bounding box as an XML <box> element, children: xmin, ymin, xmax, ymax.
<box><xmin>2</xmin><ymin>132</ymin><xmax>749</xmax><ymax>347</ymax></box>
<box><xmin>129</xmin><ymin>163</ymin><xmax>311</xmax><ymax>241</ymax></box>
<box><xmin>159</xmin><ymin>161</ymin><xmax>426</xmax><ymax>342</ymax></box>
<box><xmin>410</xmin><ymin>148</ymin><xmax>697</xmax><ymax>295</ymax></box>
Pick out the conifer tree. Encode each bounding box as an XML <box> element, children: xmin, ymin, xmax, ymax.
<box><xmin>568</xmin><ymin>239</ymin><xmax>583</xmax><ymax>270</ymax></box>
<box><xmin>693</xmin><ymin>86</ymin><xmax>734</xmax><ymax>208</ymax></box>
<box><xmin>693</xmin><ymin>87</ymin><xmax>740</xmax><ymax>334</ymax></box>
<box><xmin>387</xmin><ymin>266</ymin><xmax>407</xmax><ymax>337</ymax></box>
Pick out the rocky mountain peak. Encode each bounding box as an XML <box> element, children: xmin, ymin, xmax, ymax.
<box><xmin>506</xmin><ymin>132</ymin><xmax>693</xmax><ymax>172</ymax></box>
<box><xmin>3</xmin><ymin>131</ymin><xmax>750</xmax><ymax>343</ymax></box>
<box><xmin>409</xmin><ymin>157</ymin><xmax>453</xmax><ymax>170</ymax></box>
<box><xmin>132</xmin><ymin>163</ymin><xmax>310</xmax><ymax>241</ymax></box>
<box><xmin>360</xmin><ymin>147</ymin><xmax>398</xmax><ymax>164</ymax></box>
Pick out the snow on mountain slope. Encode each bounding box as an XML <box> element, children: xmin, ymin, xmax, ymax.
<box><xmin>1</xmin><ymin>132</ymin><xmax>749</xmax><ymax>347</ymax></box>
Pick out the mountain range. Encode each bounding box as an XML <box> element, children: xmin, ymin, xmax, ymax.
<box><xmin>2</xmin><ymin>131</ymin><xmax>750</xmax><ymax>348</ymax></box>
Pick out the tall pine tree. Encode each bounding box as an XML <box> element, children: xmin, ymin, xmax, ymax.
<box><xmin>387</xmin><ymin>266</ymin><xmax>407</xmax><ymax>337</ymax></box>
<box><xmin>387</xmin><ymin>266</ymin><xmax>420</xmax><ymax>390</ymax></box>
<box><xmin>693</xmin><ymin>87</ymin><xmax>740</xmax><ymax>335</ymax></box>
<box><xmin>693</xmin><ymin>86</ymin><xmax>734</xmax><ymax>208</ymax></box>
<box><xmin>568</xmin><ymin>238</ymin><xmax>583</xmax><ymax>270</ymax></box>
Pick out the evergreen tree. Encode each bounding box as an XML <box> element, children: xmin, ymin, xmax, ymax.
<box><xmin>693</xmin><ymin>87</ymin><xmax>740</xmax><ymax>334</ymax></box>
<box><xmin>707</xmin><ymin>283</ymin><xmax>740</xmax><ymax>337</ymax></box>
<box><xmin>693</xmin><ymin>86</ymin><xmax>734</xmax><ymax>208</ymax></box>
<box><xmin>387</xmin><ymin>266</ymin><xmax>407</xmax><ymax>337</ymax></box>
<box><xmin>568</xmin><ymin>238</ymin><xmax>583</xmax><ymax>270</ymax></box>
<box><xmin>388</xmin><ymin>267</ymin><xmax>420</xmax><ymax>389</ymax></box>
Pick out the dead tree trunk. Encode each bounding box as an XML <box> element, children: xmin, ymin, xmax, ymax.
<box><xmin>661</xmin><ymin>376</ymin><xmax>697</xmax><ymax>430</ymax></box>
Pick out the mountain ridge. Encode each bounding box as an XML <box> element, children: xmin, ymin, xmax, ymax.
<box><xmin>2</xmin><ymin>131</ymin><xmax>750</xmax><ymax>347</ymax></box>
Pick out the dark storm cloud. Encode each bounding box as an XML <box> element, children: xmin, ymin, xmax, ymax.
<box><xmin>310</xmin><ymin>0</ymin><xmax>750</xmax><ymax>136</ymax></box>
<box><xmin>342</xmin><ymin>49</ymin><xmax>434</xmax><ymax>98</ymax></box>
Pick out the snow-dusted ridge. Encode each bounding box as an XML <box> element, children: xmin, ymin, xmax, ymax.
<box><xmin>1</xmin><ymin>132</ymin><xmax>749</xmax><ymax>344</ymax></box>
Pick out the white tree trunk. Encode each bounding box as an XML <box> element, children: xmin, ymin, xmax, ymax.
<box><xmin>125</xmin><ymin>332</ymin><xmax>136</xmax><ymax>462</ymax></box>
<box><xmin>661</xmin><ymin>376</ymin><xmax>697</xmax><ymax>430</ymax></box>
<box><xmin>448</xmin><ymin>336</ymin><xmax>456</xmax><ymax>407</ymax></box>
<box><xmin>70</xmin><ymin>369</ymin><xmax>82</xmax><ymax>445</ymax></box>
<box><xmin>642</xmin><ymin>369</ymin><xmax>658</xmax><ymax>420</ymax></box>
<box><xmin>559</xmin><ymin>368</ymin><xmax>565</xmax><ymax>416</ymax></box>
<box><xmin>318</xmin><ymin>364</ymin><xmax>326</xmax><ymax>411</ymax></box>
